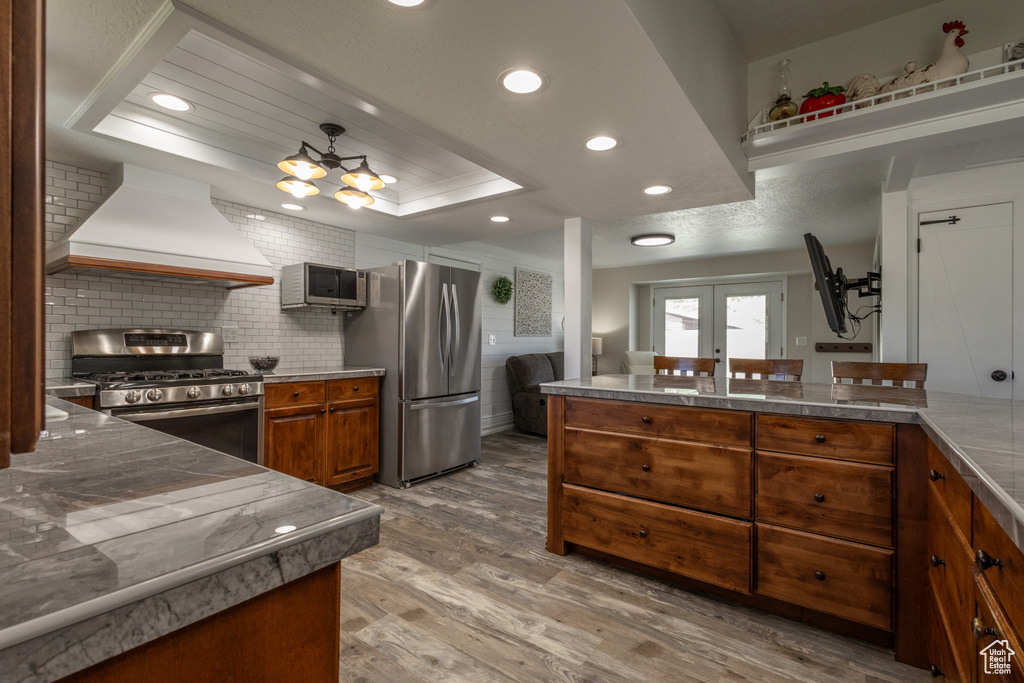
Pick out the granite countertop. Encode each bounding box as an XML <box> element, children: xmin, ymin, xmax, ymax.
<box><xmin>44</xmin><ymin>379</ymin><xmax>96</xmax><ymax>398</ymax></box>
<box><xmin>0</xmin><ymin>398</ymin><xmax>383</xmax><ymax>683</ymax></box>
<box><xmin>542</xmin><ymin>375</ymin><xmax>1024</xmax><ymax>555</ymax></box>
<box><xmin>257</xmin><ymin>366</ymin><xmax>385</xmax><ymax>383</ymax></box>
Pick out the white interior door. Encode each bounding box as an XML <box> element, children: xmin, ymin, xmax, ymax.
<box><xmin>918</xmin><ymin>203</ymin><xmax>1013</xmax><ymax>398</ymax></box>
<box><xmin>654</xmin><ymin>281</ymin><xmax>784</xmax><ymax>376</ymax></box>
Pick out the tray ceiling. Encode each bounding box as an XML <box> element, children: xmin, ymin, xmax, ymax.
<box><xmin>67</xmin><ymin>7</ymin><xmax>524</xmax><ymax>217</ymax></box>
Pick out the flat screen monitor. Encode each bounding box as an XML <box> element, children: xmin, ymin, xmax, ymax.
<box><xmin>804</xmin><ymin>233</ymin><xmax>847</xmax><ymax>334</ymax></box>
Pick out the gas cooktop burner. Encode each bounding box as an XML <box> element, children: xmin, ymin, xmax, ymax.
<box><xmin>87</xmin><ymin>368</ymin><xmax>253</xmax><ymax>383</ymax></box>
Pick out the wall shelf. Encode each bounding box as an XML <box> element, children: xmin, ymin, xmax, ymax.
<box><xmin>741</xmin><ymin>60</ymin><xmax>1024</xmax><ymax>176</ymax></box>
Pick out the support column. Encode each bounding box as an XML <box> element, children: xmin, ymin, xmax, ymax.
<box><xmin>564</xmin><ymin>217</ymin><xmax>593</xmax><ymax>380</ymax></box>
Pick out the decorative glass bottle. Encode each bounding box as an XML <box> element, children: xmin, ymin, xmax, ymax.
<box><xmin>768</xmin><ymin>59</ymin><xmax>798</xmax><ymax>121</ymax></box>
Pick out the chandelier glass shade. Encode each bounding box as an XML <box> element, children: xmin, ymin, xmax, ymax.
<box><xmin>276</xmin><ymin>123</ymin><xmax>386</xmax><ymax>206</ymax></box>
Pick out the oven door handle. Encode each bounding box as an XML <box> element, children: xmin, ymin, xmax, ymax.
<box><xmin>113</xmin><ymin>402</ymin><xmax>259</xmax><ymax>422</ymax></box>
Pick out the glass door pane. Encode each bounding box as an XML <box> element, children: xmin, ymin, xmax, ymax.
<box><xmin>713</xmin><ymin>282</ymin><xmax>784</xmax><ymax>376</ymax></box>
<box><xmin>653</xmin><ymin>286</ymin><xmax>713</xmax><ymax>358</ymax></box>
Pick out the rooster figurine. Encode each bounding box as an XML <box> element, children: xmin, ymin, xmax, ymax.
<box><xmin>848</xmin><ymin>21</ymin><xmax>969</xmax><ymax>102</ymax></box>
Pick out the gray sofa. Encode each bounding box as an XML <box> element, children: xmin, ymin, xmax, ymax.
<box><xmin>504</xmin><ymin>352</ymin><xmax>564</xmax><ymax>436</ymax></box>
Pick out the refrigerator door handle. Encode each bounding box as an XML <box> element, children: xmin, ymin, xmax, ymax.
<box><xmin>439</xmin><ymin>283</ymin><xmax>449</xmax><ymax>375</ymax></box>
<box><xmin>410</xmin><ymin>395</ymin><xmax>479</xmax><ymax>410</ymax></box>
<box><xmin>450</xmin><ymin>283</ymin><xmax>460</xmax><ymax>376</ymax></box>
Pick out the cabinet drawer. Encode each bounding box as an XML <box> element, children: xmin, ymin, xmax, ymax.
<box><xmin>926</xmin><ymin>439</ymin><xmax>972</xmax><ymax>545</ymax></box>
<box><xmin>927</xmin><ymin>581</ymin><xmax>969</xmax><ymax>683</ymax></box>
<box><xmin>756</xmin><ymin>523</ymin><xmax>893</xmax><ymax>630</ymax></box>
<box><xmin>565</xmin><ymin>428</ymin><xmax>752</xmax><ymax>518</ymax></box>
<box><xmin>264</xmin><ymin>381</ymin><xmax>326</xmax><ymax>408</ymax></box>
<box><xmin>974</xmin><ymin>500</ymin><xmax>1024</xmax><ymax>637</ymax></box>
<box><xmin>756</xmin><ymin>452</ymin><xmax>892</xmax><ymax>547</ymax></box>
<box><xmin>327</xmin><ymin>377</ymin><xmax>379</xmax><ymax>401</ymax></box>
<box><xmin>562</xmin><ymin>484</ymin><xmax>752</xmax><ymax>594</ymax></box>
<box><xmin>927</xmin><ymin>487</ymin><xmax>975</xmax><ymax>675</ymax></box>
<box><xmin>975</xmin><ymin>576</ymin><xmax>1024</xmax><ymax>682</ymax></box>
<box><xmin>565</xmin><ymin>397</ymin><xmax>752</xmax><ymax>447</ymax></box>
<box><xmin>756</xmin><ymin>414</ymin><xmax>894</xmax><ymax>465</ymax></box>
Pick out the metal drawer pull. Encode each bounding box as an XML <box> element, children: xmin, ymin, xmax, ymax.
<box><xmin>814</xmin><ymin>571</ymin><xmax>825</xmax><ymax>581</ymax></box>
<box><xmin>813</xmin><ymin>493</ymin><xmax>825</xmax><ymax>503</ymax></box>
<box><xmin>638</xmin><ymin>529</ymin><xmax>648</xmax><ymax>539</ymax></box>
<box><xmin>972</xmin><ymin>617</ymin><xmax>997</xmax><ymax>640</ymax></box>
<box><xmin>976</xmin><ymin>549</ymin><xmax>1003</xmax><ymax>571</ymax></box>
<box><xmin>814</xmin><ymin>434</ymin><xmax>826</xmax><ymax>443</ymax></box>
<box><xmin>353</xmin><ymin>386</ymin><xmax>359</xmax><ymax>391</ymax></box>
<box><xmin>642</xmin><ymin>464</ymin><xmax>650</xmax><ymax>472</ymax></box>
<box><xmin>629</xmin><ymin>441</ymin><xmax>640</xmax><ymax>449</ymax></box>
<box><xmin>929</xmin><ymin>469</ymin><xmax>945</xmax><ymax>481</ymax></box>
<box><xmin>929</xmin><ymin>664</ymin><xmax>944</xmax><ymax>678</ymax></box>
<box><xmin>930</xmin><ymin>555</ymin><xmax>945</xmax><ymax>567</ymax></box>
<box><xmin>642</xmin><ymin>416</ymin><xmax>651</xmax><ymax>424</ymax></box>
<box><xmin>320</xmin><ymin>409</ymin><xmax>326</xmax><ymax>414</ymax></box>
<box><xmin>293</xmin><ymin>391</ymin><xmax>300</xmax><ymax>397</ymax></box>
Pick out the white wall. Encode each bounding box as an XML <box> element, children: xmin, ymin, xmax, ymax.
<box><xmin>747</xmin><ymin>1</ymin><xmax>1024</xmax><ymax>122</ymax></box>
<box><xmin>44</xmin><ymin>162</ymin><xmax>351</xmax><ymax>379</ymax></box>
<box><xmin>355</xmin><ymin>233</ymin><xmax>564</xmax><ymax>434</ymax></box>
<box><xmin>593</xmin><ymin>243</ymin><xmax>877</xmax><ymax>383</ymax></box>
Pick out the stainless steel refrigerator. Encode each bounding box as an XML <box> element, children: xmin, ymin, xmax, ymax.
<box><xmin>345</xmin><ymin>260</ymin><xmax>482</xmax><ymax>488</ymax></box>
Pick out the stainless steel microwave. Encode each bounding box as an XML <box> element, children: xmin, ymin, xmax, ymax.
<box><xmin>280</xmin><ymin>263</ymin><xmax>366</xmax><ymax>310</ymax></box>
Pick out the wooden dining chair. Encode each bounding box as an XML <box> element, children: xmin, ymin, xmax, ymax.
<box><xmin>728</xmin><ymin>358</ymin><xmax>803</xmax><ymax>381</ymax></box>
<box><xmin>653</xmin><ymin>355</ymin><xmax>717</xmax><ymax>377</ymax></box>
<box><xmin>831</xmin><ymin>361</ymin><xmax>928</xmax><ymax>388</ymax></box>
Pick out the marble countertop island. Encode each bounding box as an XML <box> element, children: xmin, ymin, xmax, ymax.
<box><xmin>0</xmin><ymin>398</ymin><xmax>382</xmax><ymax>683</ymax></box>
<box><xmin>542</xmin><ymin>375</ymin><xmax>1024</xmax><ymax>555</ymax></box>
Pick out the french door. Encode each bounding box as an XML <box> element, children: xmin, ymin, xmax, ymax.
<box><xmin>654</xmin><ymin>281</ymin><xmax>784</xmax><ymax>376</ymax></box>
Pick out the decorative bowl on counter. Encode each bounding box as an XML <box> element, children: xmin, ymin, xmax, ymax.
<box><xmin>248</xmin><ymin>356</ymin><xmax>280</xmax><ymax>373</ymax></box>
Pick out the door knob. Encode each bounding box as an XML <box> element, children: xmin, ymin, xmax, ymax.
<box><xmin>992</xmin><ymin>370</ymin><xmax>1008</xmax><ymax>381</ymax></box>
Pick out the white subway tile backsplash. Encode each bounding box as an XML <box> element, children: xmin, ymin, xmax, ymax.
<box><xmin>45</xmin><ymin>162</ymin><xmax>355</xmax><ymax>380</ymax></box>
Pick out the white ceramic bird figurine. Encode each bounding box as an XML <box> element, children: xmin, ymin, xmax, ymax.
<box><xmin>848</xmin><ymin>21</ymin><xmax>970</xmax><ymax>101</ymax></box>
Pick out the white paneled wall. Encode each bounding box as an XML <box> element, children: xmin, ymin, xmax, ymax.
<box><xmin>44</xmin><ymin>162</ymin><xmax>354</xmax><ymax>379</ymax></box>
<box><xmin>355</xmin><ymin>234</ymin><xmax>565</xmax><ymax>434</ymax></box>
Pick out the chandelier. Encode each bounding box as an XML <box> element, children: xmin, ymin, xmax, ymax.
<box><xmin>276</xmin><ymin>123</ymin><xmax>386</xmax><ymax>208</ymax></box>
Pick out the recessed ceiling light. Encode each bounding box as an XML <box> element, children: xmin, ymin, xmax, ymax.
<box><xmin>379</xmin><ymin>174</ymin><xmax>398</xmax><ymax>184</ymax></box>
<box><xmin>149</xmin><ymin>93</ymin><xmax>192</xmax><ymax>112</ymax></box>
<box><xmin>388</xmin><ymin>0</ymin><xmax>424</xmax><ymax>5</ymax></box>
<box><xmin>275</xmin><ymin>525</ymin><xmax>297</xmax><ymax>534</ymax></box>
<box><xmin>246</xmin><ymin>214</ymin><xmax>267</xmax><ymax>221</ymax></box>
<box><xmin>280</xmin><ymin>204</ymin><xmax>304</xmax><ymax>211</ymax></box>
<box><xmin>643</xmin><ymin>185</ymin><xmax>673</xmax><ymax>195</ymax></box>
<box><xmin>585</xmin><ymin>135</ymin><xmax>619</xmax><ymax>151</ymax></box>
<box><xmin>490</xmin><ymin>215</ymin><xmax>510</xmax><ymax>223</ymax></box>
<box><xmin>631</xmin><ymin>234</ymin><xmax>675</xmax><ymax>247</ymax></box>
<box><xmin>500</xmin><ymin>68</ymin><xmax>547</xmax><ymax>94</ymax></box>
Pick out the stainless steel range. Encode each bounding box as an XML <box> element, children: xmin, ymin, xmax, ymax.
<box><xmin>72</xmin><ymin>329</ymin><xmax>264</xmax><ymax>462</ymax></box>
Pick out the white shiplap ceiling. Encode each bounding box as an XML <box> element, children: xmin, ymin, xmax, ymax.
<box><xmin>47</xmin><ymin>0</ymin><xmax>1013</xmax><ymax>268</ymax></box>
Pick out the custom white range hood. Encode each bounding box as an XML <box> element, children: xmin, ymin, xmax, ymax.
<box><xmin>46</xmin><ymin>164</ymin><xmax>274</xmax><ymax>288</ymax></box>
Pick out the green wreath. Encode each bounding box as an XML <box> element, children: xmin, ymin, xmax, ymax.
<box><xmin>492</xmin><ymin>275</ymin><xmax>513</xmax><ymax>305</ymax></box>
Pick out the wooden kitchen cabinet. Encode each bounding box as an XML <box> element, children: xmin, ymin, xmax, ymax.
<box><xmin>263</xmin><ymin>377</ymin><xmax>379</xmax><ymax>491</ymax></box>
<box><xmin>1</xmin><ymin>0</ymin><xmax>45</xmax><ymax>468</ymax></box>
<box><xmin>925</xmin><ymin>438</ymin><xmax>1024</xmax><ymax>681</ymax></box>
<box><xmin>548</xmin><ymin>396</ymin><xmax>910</xmax><ymax>654</ymax></box>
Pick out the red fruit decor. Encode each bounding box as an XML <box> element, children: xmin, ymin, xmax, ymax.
<box><xmin>799</xmin><ymin>82</ymin><xmax>847</xmax><ymax>120</ymax></box>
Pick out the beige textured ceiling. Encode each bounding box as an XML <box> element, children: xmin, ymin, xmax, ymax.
<box><xmin>44</xmin><ymin>0</ymin><xmax>1015</xmax><ymax>268</ymax></box>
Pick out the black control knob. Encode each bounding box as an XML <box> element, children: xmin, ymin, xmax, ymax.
<box><xmin>992</xmin><ymin>370</ymin><xmax>1008</xmax><ymax>382</ymax></box>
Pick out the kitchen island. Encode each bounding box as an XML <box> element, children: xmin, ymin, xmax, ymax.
<box><xmin>0</xmin><ymin>397</ymin><xmax>382</xmax><ymax>683</ymax></box>
<box><xmin>542</xmin><ymin>375</ymin><xmax>1024</xmax><ymax>678</ymax></box>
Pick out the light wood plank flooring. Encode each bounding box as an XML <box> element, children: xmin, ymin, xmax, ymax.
<box><xmin>341</xmin><ymin>430</ymin><xmax>928</xmax><ymax>682</ymax></box>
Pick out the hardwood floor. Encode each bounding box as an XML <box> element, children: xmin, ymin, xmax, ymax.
<box><xmin>340</xmin><ymin>431</ymin><xmax>928</xmax><ymax>682</ymax></box>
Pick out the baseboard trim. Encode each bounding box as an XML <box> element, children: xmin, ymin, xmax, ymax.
<box><xmin>482</xmin><ymin>412</ymin><xmax>515</xmax><ymax>435</ymax></box>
